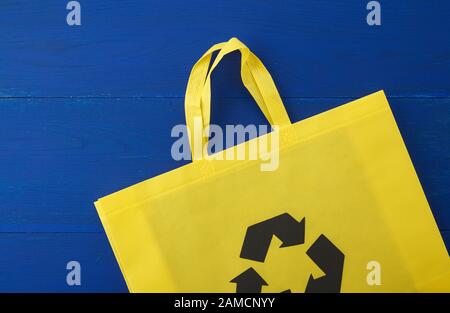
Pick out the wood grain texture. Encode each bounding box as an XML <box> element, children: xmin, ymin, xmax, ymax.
<box><xmin>1</xmin><ymin>97</ymin><xmax>449</xmax><ymax>233</ymax></box>
<box><xmin>0</xmin><ymin>0</ymin><xmax>449</xmax><ymax>291</ymax></box>
<box><xmin>0</xmin><ymin>233</ymin><xmax>127</xmax><ymax>292</ymax></box>
<box><xmin>0</xmin><ymin>0</ymin><xmax>449</xmax><ymax>97</ymax></box>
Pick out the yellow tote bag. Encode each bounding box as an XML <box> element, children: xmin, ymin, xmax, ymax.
<box><xmin>95</xmin><ymin>38</ymin><xmax>450</xmax><ymax>292</ymax></box>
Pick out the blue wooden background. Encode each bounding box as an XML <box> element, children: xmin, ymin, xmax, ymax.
<box><xmin>0</xmin><ymin>1</ymin><xmax>449</xmax><ymax>292</ymax></box>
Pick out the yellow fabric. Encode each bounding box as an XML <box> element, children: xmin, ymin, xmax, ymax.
<box><xmin>185</xmin><ymin>38</ymin><xmax>291</xmax><ymax>160</ymax></box>
<box><xmin>95</xmin><ymin>38</ymin><xmax>450</xmax><ymax>292</ymax></box>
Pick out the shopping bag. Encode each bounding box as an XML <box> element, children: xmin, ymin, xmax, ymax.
<box><xmin>95</xmin><ymin>38</ymin><xmax>450</xmax><ymax>292</ymax></box>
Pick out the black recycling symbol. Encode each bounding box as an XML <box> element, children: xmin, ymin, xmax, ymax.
<box><xmin>230</xmin><ymin>213</ymin><xmax>345</xmax><ymax>293</ymax></box>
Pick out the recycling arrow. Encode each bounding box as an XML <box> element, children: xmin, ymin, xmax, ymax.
<box><xmin>232</xmin><ymin>212</ymin><xmax>345</xmax><ymax>293</ymax></box>
<box><xmin>240</xmin><ymin>213</ymin><xmax>305</xmax><ymax>262</ymax></box>
<box><xmin>305</xmin><ymin>234</ymin><xmax>345</xmax><ymax>293</ymax></box>
<box><xmin>230</xmin><ymin>267</ymin><xmax>268</xmax><ymax>293</ymax></box>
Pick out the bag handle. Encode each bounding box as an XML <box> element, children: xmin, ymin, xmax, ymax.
<box><xmin>185</xmin><ymin>37</ymin><xmax>291</xmax><ymax>160</ymax></box>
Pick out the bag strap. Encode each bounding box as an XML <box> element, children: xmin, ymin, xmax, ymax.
<box><xmin>185</xmin><ymin>37</ymin><xmax>291</xmax><ymax>160</ymax></box>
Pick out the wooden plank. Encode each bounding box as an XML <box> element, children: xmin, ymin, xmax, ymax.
<box><xmin>0</xmin><ymin>233</ymin><xmax>127</xmax><ymax>292</ymax></box>
<box><xmin>0</xmin><ymin>230</ymin><xmax>448</xmax><ymax>292</ymax></box>
<box><xmin>0</xmin><ymin>1</ymin><xmax>449</xmax><ymax>97</ymax></box>
<box><xmin>0</xmin><ymin>96</ymin><xmax>448</xmax><ymax>231</ymax></box>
